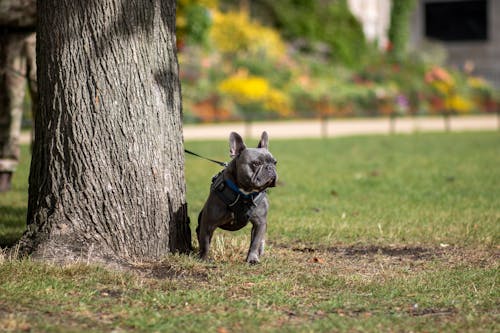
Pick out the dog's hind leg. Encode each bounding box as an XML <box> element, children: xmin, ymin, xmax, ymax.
<box><xmin>197</xmin><ymin>214</ymin><xmax>215</xmax><ymax>260</ymax></box>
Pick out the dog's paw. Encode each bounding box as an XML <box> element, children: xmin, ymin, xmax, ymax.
<box><xmin>246</xmin><ymin>254</ymin><xmax>260</xmax><ymax>265</ymax></box>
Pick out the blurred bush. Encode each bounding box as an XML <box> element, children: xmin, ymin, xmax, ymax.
<box><xmin>218</xmin><ymin>70</ymin><xmax>291</xmax><ymax>120</ymax></box>
<box><xmin>246</xmin><ymin>0</ymin><xmax>367</xmax><ymax>67</ymax></box>
<box><xmin>210</xmin><ymin>10</ymin><xmax>285</xmax><ymax>60</ymax></box>
<box><xmin>388</xmin><ymin>0</ymin><xmax>416</xmax><ymax>61</ymax></box>
<box><xmin>177</xmin><ymin>0</ymin><xmax>217</xmax><ymax>47</ymax></box>
<box><xmin>177</xmin><ymin>0</ymin><xmax>499</xmax><ymax>123</ymax></box>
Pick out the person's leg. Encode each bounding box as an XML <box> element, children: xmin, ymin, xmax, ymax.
<box><xmin>0</xmin><ymin>32</ymin><xmax>28</xmax><ymax>191</ymax></box>
<box><xmin>25</xmin><ymin>32</ymin><xmax>37</xmax><ymax>148</ymax></box>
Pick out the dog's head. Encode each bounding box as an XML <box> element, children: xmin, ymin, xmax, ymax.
<box><xmin>229</xmin><ymin>131</ymin><xmax>278</xmax><ymax>193</ymax></box>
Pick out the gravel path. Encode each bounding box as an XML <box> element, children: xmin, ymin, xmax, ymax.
<box><xmin>183</xmin><ymin>114</ymin><xmax>498</xmax><ymax>140</ymax></box>
<box><xmin>20</xmin><ymin>114</ymin><xmax>498</xmax><ymax>143</ymax></box>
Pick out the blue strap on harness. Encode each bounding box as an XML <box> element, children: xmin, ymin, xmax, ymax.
<box><xmin>224</xmin><ymin>178</ymin><xmax>260</xmax><ymax>199</ymax></box>
<box><xmin>210</xmin><ymin>171</ymin><xmax>265</xmax><ymax>230</ymax></box>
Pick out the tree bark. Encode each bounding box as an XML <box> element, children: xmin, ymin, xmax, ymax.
<box><xmin>17</xmin><ymin>0</ymin><xmax>191</xmax><ymax>264</ymax></box>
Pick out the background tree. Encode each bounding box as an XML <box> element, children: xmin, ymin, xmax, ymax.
<box><xmin>17</xmin><ymin>0</ymin><xmax>191</xmax><ymax>263</ymax></box>
<box><xmin>388</xmin><ymin>0</ymin><xmax>416</xmax><ymax>61</ymax></box>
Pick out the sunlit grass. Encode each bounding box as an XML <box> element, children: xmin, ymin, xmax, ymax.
<box><xmin>0</xmin><ymin>131</ymin><xmax>498</xmax><ymax>332</ymax></box>
<box><xmin>185</xmin><ymin>131</ymin><xmax>500</xmax><ymax>248</ymax></box>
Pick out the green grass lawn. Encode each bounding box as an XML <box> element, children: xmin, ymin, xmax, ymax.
<box><xmin>1</xmin><ymin>131</ymin><xmax>499</xmax><ymax>332</ymax></box>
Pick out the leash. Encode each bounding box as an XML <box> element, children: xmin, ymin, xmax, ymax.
<box><xmin>184</xmin><ymin>149</ymin><xmax>227</xmax><ymax>167</ymax></box>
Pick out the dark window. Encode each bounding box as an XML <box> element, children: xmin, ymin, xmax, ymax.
<box><xmin>425</xmin><ymin>0</ymin><xmax>488</xmax><ymax>41</ymax></box>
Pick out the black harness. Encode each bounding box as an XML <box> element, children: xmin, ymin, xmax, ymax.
<box><xmin>185</xmin><ymin>148</ymin><xmax>267</xmax><ymax>229</ymax></box>
<box><xmin>211</xmin><ymin>171</ymin><xmax>266</xmax><ymax>230</ymax></box>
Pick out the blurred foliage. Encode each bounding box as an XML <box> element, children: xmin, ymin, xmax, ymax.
<box><xmin>177</xmin><ymin>0</ymin><xmax>217</xmax><ymax>46</ymax></box>
<box><xmin>246</xmin><ymin>0</ymin><xmax>367</xmax><ymax>67</ymax></box>
<box><xmin>176</xmin><ymin>0</ymin><xmax>499</xmax><ymax>123</ymax></box>
<box><xmin>388</xmin><ymin>0</ymin><xmax>416</xmax><ymax>61</ymax></box>
<box><xmin>424</xmin><ymin>66</ymin><xmax>495</xmax><ymax>114</ymax></box>
<box><xmin>210</xmin><ymin>10</ymin><xmax>285</xmax><ymax>59</ymax></box>
<box><xmin>218</xmin><ymin>69</ymin><xmax>291</xmax><ymax>118</ymax></box>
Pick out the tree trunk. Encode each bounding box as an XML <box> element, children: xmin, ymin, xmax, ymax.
<box><xmin>16</xmin><ymin>0</ymin><xmax>191</xmax><ymax>264</ymax></box>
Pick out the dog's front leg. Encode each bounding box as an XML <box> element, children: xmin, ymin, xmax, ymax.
<box><xmin>247</xmin><ymin>217</ymin><xmax>267</xmax><ymax>264</ymax></box>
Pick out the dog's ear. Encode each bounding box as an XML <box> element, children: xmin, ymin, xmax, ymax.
<box><xmin>229</xmin><ymin>132</ymin><xmax>246</xmax><ymax>157</ymax></box>
<box><xmin>257</xmin><ymin>131</ymin><xmax>269</xmax><ymax>150</ymax></box>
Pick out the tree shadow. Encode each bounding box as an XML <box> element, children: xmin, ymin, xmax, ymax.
<box><xmin>290</xmin><ymin>244</ymin><xmax>441</xmax><ymax>261</ymax></box>
<box><xmin>329</xmin><ymin>245</ymin><xmax>438</xmax><ymax>260</ymax></box>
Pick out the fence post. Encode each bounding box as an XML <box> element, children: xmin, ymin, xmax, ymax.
<box><xmin>443</xmin><ymin>110</ymin><xmax>451</xmax><ymax>132</ymax></box>
<box><xmin>320</xmin><ymin>116</ymin><xmax>328</xmax><ymax>138</ymax></box>
<box><xmin>497</xmin><ymin>109</ymin><xmax>500</xmax><ymax>131</ymax></box>
<box><xmin>244</xmin><ymin>117</ymin><xmax>252</xmax><ymax>139</ymax></box>
<box><xmin>390</xmin><ymin>114</ymin><xmax>397</xmax><ymax>134</ymax></box>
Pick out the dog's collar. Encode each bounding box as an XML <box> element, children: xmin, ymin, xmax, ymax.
<box><xmin>224</xmin><ymin>178</ymin><xmax>261</xmax><ymax>199</ymax></box>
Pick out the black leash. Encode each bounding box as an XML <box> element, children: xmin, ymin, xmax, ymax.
<box><xmin>184</xmin><ymin>149</ymin><xmax>227</xmax><ymax>167</ymax></box>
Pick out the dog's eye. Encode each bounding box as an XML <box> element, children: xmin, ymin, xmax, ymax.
<box><xmin>273</xmin><ymin>159</ymin><xmax>277</xmax><ymax>165</ymax></box>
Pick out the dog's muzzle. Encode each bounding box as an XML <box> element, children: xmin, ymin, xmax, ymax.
<box><xmin>253</xmin><ymin>164</ymin><xmax>277</xmax><ymax>189</ymax></box>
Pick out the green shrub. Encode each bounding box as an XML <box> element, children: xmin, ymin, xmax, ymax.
<box><xmin>246</xmin><ymin>0</ymin><xmax>367</xmax><ymax>67</ymax></box>
<box><xmin>388</xmin><ymin>0</ymin><xmax>416</xmax><ymax>61</ymax></box>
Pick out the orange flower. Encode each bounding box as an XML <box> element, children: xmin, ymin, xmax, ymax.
<box><xmin>425</xmin><ymin>66</ymin><xmax>453</xmax><ymax>85</ymax></box>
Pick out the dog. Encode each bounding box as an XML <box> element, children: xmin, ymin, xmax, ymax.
<box><xmin>196</xmin><ymin>131</ymin><xmax>278</xmax><ymax>264</ymax></box>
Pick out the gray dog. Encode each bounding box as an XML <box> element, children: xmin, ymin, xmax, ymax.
<box><xmin>196</xmin><ymin>131</ymin><xmax>278</xmax><ymax>264</ymax></box>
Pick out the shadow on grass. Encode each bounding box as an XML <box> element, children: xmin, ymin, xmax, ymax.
<box><xmin>290</xmin><ymin>244</ymin><xmax>441</xmax><ymax>260</ymax></box>
<box><xmin>332</xmin><ymin>245</ymin><xmax>436</xmax><ymax>260</ymax></box>
<box><xmin>0</xmin><ymin>205</ymin><xmax>26</xmax><ymax>248</ymax></box>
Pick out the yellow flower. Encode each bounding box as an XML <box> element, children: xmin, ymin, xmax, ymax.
<box><xmin>210</xmin><ymin>10</ymin><xmax>285</xmax><ymax>59</ymax></box>
<box><xmin>218</xmin><ymin>74</ymin><xmax>270</xmax><ymax>104</ymax></box>
<box><xmin>432</xmin><ymin>81</ymin><xmax>452</xmax><ymax>95</ymax></box>
<box><xmin>446</xmin><ymin>95</ymin><xmax>473</xmax><ymax>113</ymax></box>
<box><xmin>467</xmin><ymin>76</ymin><xmax>488</xmax><ymax>89</ymax></box>
<box><xmin>218</xmin><ymin>72</ymin><xmax>290</xmax><ymax>115</ymax></box>
<box><xmin>264</xmin><ymin>89</ymin><xmax>291</xmax><ymax>115</ymax></box>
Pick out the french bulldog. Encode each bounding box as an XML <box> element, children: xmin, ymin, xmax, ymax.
<box><xmin>196</xmin><ymin>131</ymin><xmax>278</xmax><ymax>264</ymax></box>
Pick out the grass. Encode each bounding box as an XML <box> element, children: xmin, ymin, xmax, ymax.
<box><xmin>186</xmin><ymin>131</ymin><xmax>499</xmax><ymax>247</ymax></box>
<box><xmin>1</xmin><ymin>131</ymin><xmax>499</xmax><ymax>332</ymax></box>
<box><xmin>0</xmin><ymin>145</ymin><xmax>30</xmax><ymax>248</ymax></box>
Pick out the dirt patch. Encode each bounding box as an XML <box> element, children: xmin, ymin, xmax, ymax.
<box><xmin>126</xmin><ymin>243</ymin><xmax>498</xmax><ymax>283</ymax></box>
<box><xmin>288</xmin><ymin>243</ymin><xmax>498</xmax><ymax>266</ymax></box>
<box><xmin>309</xmin><ymin>306</ymin><xmax>458</xmax><ymax>319</ymax></box>
<box><xmin>331</xmin><ymin>245</ymin><xmax>438</xmax><ymax>260</ymax></box>
<box><xmin>278</xmin><ymin>243</ymin><xmax>499</xmax><ymax>279</ymax></box>
<box><xmin>98</xmin><ymin>289</ymin><xmax>123</xmax><ymax>298</ymax></box>
<box><xmin>408</xmin><ymin>306</ymin><xmax>458</xmax><ymax>317</ymax></box>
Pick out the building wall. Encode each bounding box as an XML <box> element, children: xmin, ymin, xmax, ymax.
<box><xmin>348</xmin><ymin>0</ymin><xmax>392</xmax><ymax>49</ymax></box>
<box><xmin>410</xmin><ymin>0</ymin><xmax>500</xmax><ymax>87</ymax></box>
